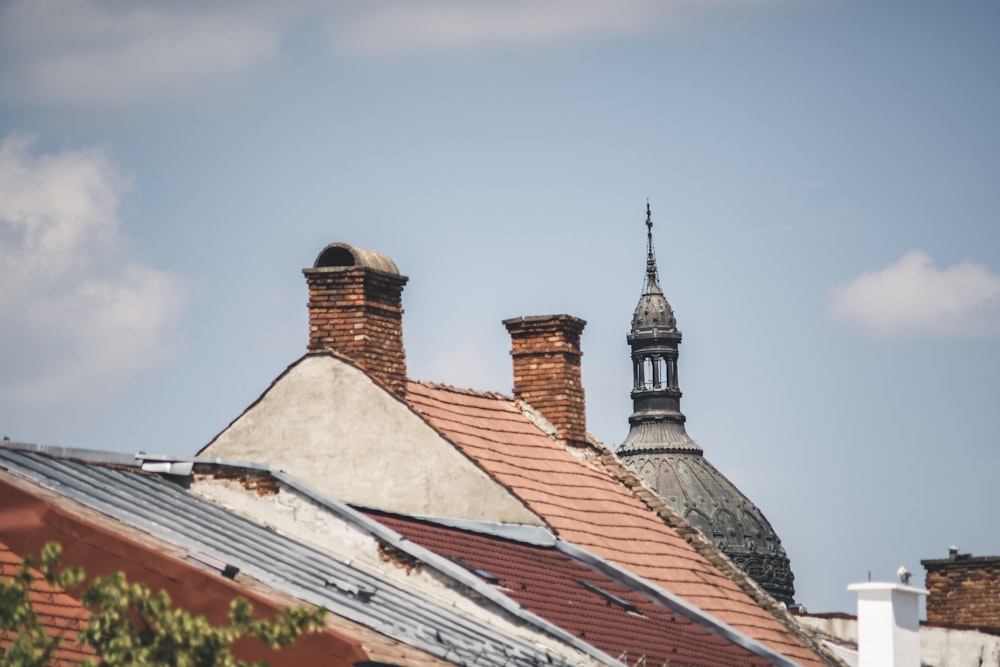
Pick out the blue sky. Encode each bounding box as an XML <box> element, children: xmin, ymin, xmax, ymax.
<box><xmin>1</xmin><ymin>0</ymin><xmax>998</xmax><ymax>615</ymax></box>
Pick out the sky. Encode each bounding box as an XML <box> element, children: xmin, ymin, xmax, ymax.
<box><xmin>1</xmin><ymin>0</ymin><xmax>998</xmax><ymax>616</ymax></box>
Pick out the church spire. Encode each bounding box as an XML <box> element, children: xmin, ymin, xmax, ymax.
<box><xmin>616</xmin><ymin>203</ymin><xmax>797</xmax><ymax>606</ymax></box>
<box><xmin>620</xmin><ymin>203</ymin><xmax>694</xmax><ymax>451</ymax></box>
<box><xmin>644</xmin><ymin>200</ymin><xmax>659</xmax><ymax>291</ymax></box>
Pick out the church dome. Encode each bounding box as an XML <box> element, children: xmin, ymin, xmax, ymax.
<box><xmin>622</xmin><ymin>449</ymin><xmax>795</xmax><ymax>605</ymax></box>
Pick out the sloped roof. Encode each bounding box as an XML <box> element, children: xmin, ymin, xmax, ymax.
<box><xmin>0</xmin><ymin>540</ymin><xmax>92</xmax><ymax>666</ymax></box>
<box><xmin>364</xmin><ymin>509</ymin><xmax>794</xmax><ymax>667</ymax></box>
<box><xmin>405</xmin><ymin>381</ymin><xmax>831</xmax><ymax>667</ymax></box>
<box><xmin>0</xmin><ymin>445</ymin><xmax>598</xmax><ymax>667</ymax></box>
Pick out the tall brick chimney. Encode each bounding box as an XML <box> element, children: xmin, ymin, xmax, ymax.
<box><xmin>303</xmin><ymin>243</ymin><xmax>408</xmax><ymax>397</ymax></box>
<box><xmin>503</xmin><ymin>315</ymin><xmax>587</xmax><ymax>447</ymax></box>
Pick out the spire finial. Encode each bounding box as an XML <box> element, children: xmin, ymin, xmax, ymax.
<box><xmin>644</xmin><ymin>201</ymin><xmax>659</xmax><ymax>290</ymax></box>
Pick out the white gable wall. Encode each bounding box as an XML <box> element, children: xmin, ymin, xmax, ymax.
<box><xmin>200</xmin><ymin>354</ymin><xmax>542</xmax><ymax>525</ymax></box>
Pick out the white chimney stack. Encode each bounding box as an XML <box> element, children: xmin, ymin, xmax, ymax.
<box><xmin>847</xmin><ymin>581</ymin><xmax>927</xmax><ymax>667</ymax></box>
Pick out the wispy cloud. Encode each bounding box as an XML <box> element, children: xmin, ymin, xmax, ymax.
<box><xmin>327</xmin><ymin>0</ymin><xmax>667</xmax><ymax>56</ymax></box>
<box><xmin>0</xmin><ymin>0</ymin><xmax>799</xmax><ymax>108</ymax></box>
<box><xmin>0</xmin><ymin>0</ymin><xmax>292</xmax><ymax>108</ymax></box>
<box><xmin>326</xmin><ymin>0</ymin><xmax>803</xmax><ymax>57</ymax></box>
<box><xmin>828</xmin><ymin>250</ymin><xmax>1000</xmax><ymax>339</ymax></box>
<box><xmin>0</xmin><ymin>133</ymin><xmax>185</xmax><ymax>405</ymax></box>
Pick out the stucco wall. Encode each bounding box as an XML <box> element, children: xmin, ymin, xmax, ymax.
<box><xmin>199</xmin><ymin>354</ymin><xmax>542</xmax><ymax>525</ymax></box>
<box><xmin>798</xmin><ymin>615</ymin><xmax>1000</xmax><ymax>667</ymax></box>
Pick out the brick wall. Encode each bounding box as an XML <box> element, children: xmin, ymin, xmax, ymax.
<box><xmin>922</xmin><ymin>554</ymin><xmax>1000</xmax><ymax>631</ymax></box>
<box><xmin>503</xmin><ymin>315</ymin><xmax>587</xmax><ymax>447</ymax></box>
<box><xmin>303</xmin><ymin>266</ymin><xmax>409</xmax><ymax>398</ymax></box>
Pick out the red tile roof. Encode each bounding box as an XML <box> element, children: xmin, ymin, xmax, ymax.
<box><xmin>406</xmin><ymin>381</ymin><xmax>829</xmax><ymax>666</ymax></box>
<box><xmin>366</xmin><ymin>509</ymin><xmax>783</xmax><ymax>667</ymax></box>
<box><xmin>0</xmin><ymin>539</ymin><xmax>93</xmax><ymax>666</ymax></box>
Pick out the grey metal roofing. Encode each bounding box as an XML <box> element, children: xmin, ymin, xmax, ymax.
<box><xmin>0</xmin><ymin>443</ymin><xmax>615</xmax><ymax>667</ymax></box>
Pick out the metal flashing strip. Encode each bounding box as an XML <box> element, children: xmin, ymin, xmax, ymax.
<box><xmin>141</xmin><ymin>460</ymin><xmax>194</xmax><ymax>476</ymax></box>
<box><xmin>0</xmin><ymin>448</ymin><xmax>618</xmax><ymax>667</ymax></box>
<box><xmin>555</xmin><ymin>538</ymin><xmax>804</xmax><ymax>667</ymax></box>
<box><xmin>372</xmin><ymin>512</ymin><xmax>559</xmax><ymax>548</ymax></box>
<box><xmin>576</xmin><ymin>579</ymin><xmax>640</xmax><ymax>615</ymax></box>
<box><xmin>1</xmin><ymin>441</ymin><xmax>144</xmax><ymax>467</ymax></box>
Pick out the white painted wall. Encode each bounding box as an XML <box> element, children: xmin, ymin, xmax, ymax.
<box><xmin>798</xmin><ymin>614</ymin><xmax>1000</xmax><ymax>667</ymax></box>
<box><xmin>200</xmin><ymin>354</ymin><xmax>541</xmax><ymax>525</ymax></box>
<box><xmin>847</xmin><ymin>583</ymin><xmax>925</xmax><ymax>667</ymax></box>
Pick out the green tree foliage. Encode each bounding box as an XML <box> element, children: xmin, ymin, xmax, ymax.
<box><xmin>1</xmin><ymin>543</ymin><xmax>327</xmax><ymax>667</ymax></box>
<box><xmin>0</xmin><ymin>542</ymin><xmax>84</xmax><ymax>667</ymax></box>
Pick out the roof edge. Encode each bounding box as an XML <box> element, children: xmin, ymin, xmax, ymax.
<box><xmin>194</xmin><ymin>460</ymin><xmax>625</xmax><ymax>667</ymax></box>
<box><xmin>2</xmin><ymin>445</ymin><xmax>624</xmax><ymax>667</ymax></box>
<box><xmin>198</xmin><ymin>350</ymin><xmax>416</xmax><ymax>457</ymax></box>
<box><xmin>0</xmin><ymin>441</ymin><xmax>145</xmax><ymax>467</ymax></box>
<box><xmin>555</xmin><ymin>538</ymin><xmax>803</xmax><ymax>667</ymax></box>
<box><xmin>353</xmin><ymin>508</ymin><xmax>557</xmax><ymax>548</ymax></box>
<box><xmin>592</xmin><ymin>448</ymin><xmax>845</xmax><ymax>667</ymax></box>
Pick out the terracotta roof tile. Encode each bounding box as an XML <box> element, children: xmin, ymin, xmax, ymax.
<box><xmin>406</xmin><ymin>381</ymin><xmax>829</xmax><ymax>667</ymax></box>
<box><xmin>363</xmin><ymin>510</ymin><xmax>783</xmax><ymax>667</ymax></box>
<box><xmin>0</xmin><ymin>540</ymin><xmax>93</xmax><ymax>666</ymax></box>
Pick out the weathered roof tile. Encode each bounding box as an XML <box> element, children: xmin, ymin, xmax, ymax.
<box><xmin>406</xmin><ymin>381</ymin><xmax>830</xmax><ymax>667</ymax></box>
<box><xmin>363</xmin><ymin>510</ymin><xmax>784</xmax><ymax>667</ymax></box>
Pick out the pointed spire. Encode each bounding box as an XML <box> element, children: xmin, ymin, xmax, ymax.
<box><xmin>644</xmin><ymin>201</ymin><xmax>661</xmax><ymax>294</ymax></box>
<box><xmin>618</xmin><ymin>202</ymin><xmax>797</xmax><ymax>605</ymax></box>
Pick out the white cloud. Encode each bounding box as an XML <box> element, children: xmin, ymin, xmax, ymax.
<box><xmin>0</xmin><ymin>133</ymin><xmax>185</xmax><ymax>405</ymax></box>
<box><xmin>326</xmin><ymin>0</ymin><xmax>794</xmax><ymax>56</ymax></box>
<box><xmin>0</xmin><ymin>0</ymin><xmax>800</xmax><ymax>108</ymax></box>
<box><xmin>327</xmin><ymin>0</ymin><xmax>657</xmax><ymax>56</ymax></box>
<box><xmin>0</xmin><ymin>0</ymin><xmax>293</xmax><ymax>108</ymax></box>
<box><xmin>828</xmin><ymin>250</ymin><xmax>1000</xmax><ymax>339</ymax></box>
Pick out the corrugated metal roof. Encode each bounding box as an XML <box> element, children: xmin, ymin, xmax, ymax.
<box><xmin>0</xmin><ymin>445</ymin><xmax>608</xmax><ymax>667</ymax></box>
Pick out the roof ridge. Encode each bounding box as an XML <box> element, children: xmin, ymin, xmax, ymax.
<box><xmin>590</xmin><ymin>448</ymin><xmax>844</xmax><ymax>666</ymax></box>
<box><xmin>410</xmin><ymin>380</ymin><xmax>512</xmax><ymax>401</ymax></box>
<box><xmin>198</xmin><ymin>350</ymin><xmax>417</xmax><ymax>457</ymax></box>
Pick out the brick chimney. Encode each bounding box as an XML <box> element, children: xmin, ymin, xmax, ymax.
<box><xmin>303</xmin><ymin>243</ymin><xmax>408</xmax><ymax>397</ymax></box>
<box><xmin>503</xmin><ymin>315</ymin><xmax>587</xmax><ymax>447</ymax></box>
<box><xmin>922</xmin><ymin>552</ymin><xmax>1000</xmax><ymax>631</ymax></box>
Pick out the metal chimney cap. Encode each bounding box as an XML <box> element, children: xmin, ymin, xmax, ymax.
<box><xmin>312</xmin><ymin>242</ymin><xmax>399</xmax><ymax>275</ymax></box>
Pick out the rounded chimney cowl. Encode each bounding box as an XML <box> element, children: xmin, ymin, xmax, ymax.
<box><xmin>313</xmin><ymin>242</ymin><xmax>399</xmax><ymax>275</ymax></box>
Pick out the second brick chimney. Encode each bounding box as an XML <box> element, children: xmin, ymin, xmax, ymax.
<box><xmin>503</xmin><ymin>314</ymin><xmax>588</xmax><ymax>447</ymax></box>
<box><xmin>303</xmin><ymin>242</ymin><xmax>408</xmax><ymax>397</ymax></box>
